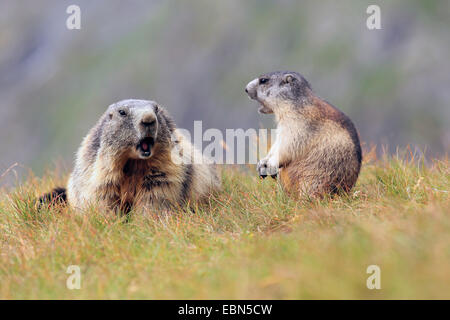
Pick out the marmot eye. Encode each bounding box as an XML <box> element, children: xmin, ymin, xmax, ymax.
<box><xmin>118</xmin><ymin>110</ymin><xmax>127</xmax><ymax>117</ymax></box>
<box><xmin>259</xmin><ymin>78</ymin><xmax>269</xmax><ymax>84</ymax></box>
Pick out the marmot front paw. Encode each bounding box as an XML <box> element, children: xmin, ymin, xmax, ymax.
<box><xmin>257</xmin><ymin>159</ymin><xmax>278</xmax><ymax>179</ymax></box>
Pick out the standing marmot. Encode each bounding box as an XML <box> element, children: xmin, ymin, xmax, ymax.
<box><xmin>41</xmin><ymin>99</ymin><xmax>220</xmax><ymax>213</ymax></box>
<box><xmin>245</xmin><ymin>71</ymin><xmax>361</xmax><ymax>197</ymax></box>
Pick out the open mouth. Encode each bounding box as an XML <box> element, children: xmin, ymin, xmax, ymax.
<box><xmin>247</xmin><ymin>93</ymin><xmax>273</xmax><ymax>114</ymax></box>
<box><xmin>137</xmin><ymin>137</ymin><xmax>154</xmax><ymax>158</ymax></box>
<box><xmin>257</xmin><ymin>101</ymin><xmax>273</xmax><ymax>114</ymax></box>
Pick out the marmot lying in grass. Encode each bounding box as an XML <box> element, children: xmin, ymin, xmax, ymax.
<box><xmin>245</xmin><ymin>71</ymin><xmax>361</xmax><ymax>197</ymax></box>
<box><xmin>40</xmin><ymin>99</ymin><xmax>220</xmax><ymax>213</ymax></box>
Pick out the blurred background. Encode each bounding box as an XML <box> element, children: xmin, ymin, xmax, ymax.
<box><xmin>0</xmin><ymin>0</ymin><xmax>449</xmax><ymax>184</ymax></box>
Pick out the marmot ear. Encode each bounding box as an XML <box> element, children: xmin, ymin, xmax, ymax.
<box><xmin>284</xmin><ymin>74</ymin><xmax>295</xmax><ymax>84</ymax></box>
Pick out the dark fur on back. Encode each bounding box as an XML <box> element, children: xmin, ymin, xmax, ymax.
<box><xmin>311</xmin><ymin>96</ymin><xmax>362</xmax><ymax>165</ymax></box>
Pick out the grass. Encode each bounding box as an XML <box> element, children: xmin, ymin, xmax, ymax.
<box><xmin>0</xmin><ymin>150</ymin><xmax>449</xmax><ymax>299</ymax></box>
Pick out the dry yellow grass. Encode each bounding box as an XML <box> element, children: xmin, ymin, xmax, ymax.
<box><xmin>0</xmin><ymin>150</ymin><xmax>448</xmax><ymax>299</ymax></box>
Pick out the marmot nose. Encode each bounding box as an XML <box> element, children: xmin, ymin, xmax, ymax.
<box><xmin>245</xmin><ymin>88</ymin><xmax>248</xmax><ymax>93</ymax></box>
<box><xmin>141</xmin><ymin>113</ymin><xmax>156</xmax><ymax>126</ymax></box>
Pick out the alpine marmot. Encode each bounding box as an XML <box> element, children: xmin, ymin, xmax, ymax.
<box><xmin>41</xmin><ymin>99</ymin><xmax>221</xmax><ymax>213</ymax></box>
<box><xmin>245</xmin><ymin>71</ymin><xmax>362</xmax><ymax>197</ymax></box>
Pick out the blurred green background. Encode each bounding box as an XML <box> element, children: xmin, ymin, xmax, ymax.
<box><xmin>0</xmin><ymin>0</ymin><xmax>449</xmax><ymax>184</ymax></box>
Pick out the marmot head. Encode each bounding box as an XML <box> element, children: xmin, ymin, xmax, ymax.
<box><xmin>245</xmin><ymin>71</ymin><xmax>312</xmax><ymax>114</ymax></box>
<box><xmin>97</xmin><ymin>99</ymin><xmax>175</xmax><ymax>161</ymax></box>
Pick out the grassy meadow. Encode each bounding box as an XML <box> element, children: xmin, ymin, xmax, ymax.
<box><xmin>0</xmin><ymin>150</ymin><xmax>449</xmax><ymax>299</ymax></box>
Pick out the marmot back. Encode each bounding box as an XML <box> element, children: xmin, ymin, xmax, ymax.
<box><xmin>56</xmin><ymin>99</ymin><xmax>220</xmax><ymax>213</ymax></box>
<box><xmin>245</xmin><ymin>71</ymin><xmax>361</xmax><ymax>197</ymax></box>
